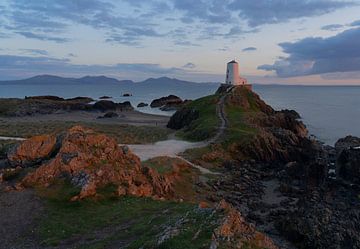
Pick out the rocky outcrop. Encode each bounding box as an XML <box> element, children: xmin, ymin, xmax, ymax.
<box><xmin>276</xmin><ymin>188</ymin><xmax>360</xmax><ymax>249</ymax></box>
<box><xmin>167</xmin><ymin>107</ymin><xmax>199</xmax><ymax>130</ymax></box>
<box><xmin>25</xmin><ymin>95</ymin><xmax>65</xmax><ymax>101</ymax></box>
<box><xmin>137</xmin><ymin>102</ymin><xmax>148</xmax><ymax>107</ymax></box>
<box><xmin>8</xmin><ymin>134</ymin><xmax>60</xmax><ymax>167</ymax></box>
<box><xmin>213</xmin><ymin>200</ymin><xmax>278</xmax><ymax>249</ymax></box>
<box><xmin>335</xmin><ymin>135</ymin><xmax>360</xmax><ymax>152</ymax></box>
<box><xmin>226</xmin><ymin>87</ymin><xmax>311</xmax><ymax>163</ymax></box>
<box><xmin>92</xmin><ymin>100</ymin><xmax>133</xmax><ymax>112</ymax></box>
<box><xmin>0</xmin><ymin>97</ymin><xmax>133</xmax><ymax>117</ymax></box>
<box><xmin>150</xmin><ymin>95</ymin><xmax>183</xmax><ymax>108</ymax></box>
<box><xmin>13</xmin><ymin>126</ymin><xmax>173</xmax><ymax>200</ymax></box>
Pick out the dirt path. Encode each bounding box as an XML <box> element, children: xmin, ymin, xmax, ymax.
<box><xmin>0</xmin><ymin>187</ymin><xmax>44</xmax><ymax>249</ymax></box>
<box><xmin>0</xmin><ymin>91</ymin><xmax>231</xmax><ymax>175</ymax></box>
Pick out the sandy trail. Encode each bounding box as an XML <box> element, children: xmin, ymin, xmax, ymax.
<box><xmin>0</xmin><ymin>91</ymin><xmax>230</xmax><ymax>175</ymax></box>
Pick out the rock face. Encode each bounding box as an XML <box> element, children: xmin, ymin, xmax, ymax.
<box><xmin>335</xmin><ymin>136</ymin><xmax>360</xmax><ymax>183</ymax></box>
<box><xmin>8</xmin><ymin>134</ymin><xmax>59</xmax><ymax>167</ymax></box>
<box><xmin>0</xmin><ymin>97</ymin><xmax>133</xmax><ymax>117</ymax></box>
<box><xmin>213</xmin><ymin>200</ymin><xmax>278</xmax><ymax>249</ymax></box>
<box><xmin>15</xmin><ymin>126</ymin><xmax>173</xmax><ymax>200</ymax></box>
<box><xmin>335</xmin><ymin>136</ymin><xmax>360</xmax><ymax>151</ymax></box>
<box><xmin>167</xmin><ymin>107</ymin><xmax>199</xmax><ymax>130</ymax></box>
<box><xmin>137</xmin><ymin>102</ymin><xmax>148</xmax><ymax>107</ymax></box>
<box><xmin>150</xmin><ymin>95</ymin><xmax>183</xmax><ymax>108</ymax></box>
<box><xmin>93</xmin><ymin>100</ymin><xmax>133</xmax><ymax>112</ymax></box>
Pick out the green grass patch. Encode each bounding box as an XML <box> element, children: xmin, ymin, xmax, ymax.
<box><xmin>142</xmin><ymin>156</ymin><xmax>183</xmax><ymax>175</ymax></box>
<box><xmin>0</xmin><ymin>121</ymin><xmax>170</xmax><ymax>144</ymax></box>
<box><xmin>35</xmin><ymin>180</ymin><xmax>219</xmax><ymax>248</ymax></box>
<box><xmin>176</xmin><ymin>94</ymin><xmax>220</xmax><ymax>142</ymax></box>
<box><xmin>224</xmin><ymin>105</ymin><xmax>258</xmax><ymax>145</ymax></box>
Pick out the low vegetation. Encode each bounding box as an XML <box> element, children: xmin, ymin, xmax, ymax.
<box><xmin>35</xmin><ymin>180</ymin><xmax>220</xmax><ymax>249</ymax></box>
<box><xmin>0</xmin><ymin>121</ymin><xmax>170</xmax><ymax>144</ymax></box>
<box><xmin>176</xmin><ymin>94</ymin><xmax>220</xmax><ymax>141</ymax></box>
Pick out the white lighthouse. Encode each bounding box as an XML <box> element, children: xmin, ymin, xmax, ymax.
<box><xmin>225</xmin><ymin>60</ymin><xmax>247</xmax><ymax>85</ymax></box>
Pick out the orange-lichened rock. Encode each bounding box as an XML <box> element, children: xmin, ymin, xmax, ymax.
<box><xmin>8</xmin><ymin>134</ymin><xmax>58</xmax><ymax>166</ymax></box>
<box><xmin>20</xmin><ymin>126</ymin><xmax>174</xmax><ymax>200</ymax></box>
<box><xmin>213</xmin><ymin>200</ymin><xmax>278</xmax><ymax>249</ymax></box>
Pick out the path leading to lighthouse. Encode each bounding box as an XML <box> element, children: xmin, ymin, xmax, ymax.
<box><xmin>0</xmin><ymin>90</ymin><xmax>231</xmax><ymax>175</ymax></box>
<box><xmin>126</xmin><ymin>90</ymin><xmax>231</xmax><ymax>174</ymax></box>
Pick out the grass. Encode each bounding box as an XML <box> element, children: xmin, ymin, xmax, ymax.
<box><xmin>142</xmin><ymin>156</ymin><xmax>184</xmax><ymax>175</ymax></box>
<box><xmin>35</xmin><ymin>180</ymin><xmax>220</xmax><ymax>248</ymax></box>
<box><xmin>142</xmin><ymin>156</ymin><xmax>202</xmax><ymax>202</ymax></box>
<box><xmin>0</xmin><ymin>121</ymin><xmax>170</xmax><ymax>144</ymax></box>
<box><xmin>176</xmin><ymin>94</ymin><xmax>220</xmax><ymax>142</ymax></box>
<box><xmin>224</xmin><ymin>105</ymin><xmax>258</xmax><ymax>145</ymax></box>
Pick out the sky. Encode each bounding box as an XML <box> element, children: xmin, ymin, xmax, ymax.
<box><xmin>1</xmin><ymin>0</ymin><xmax>360</xmax><ymax>84</ymax></box>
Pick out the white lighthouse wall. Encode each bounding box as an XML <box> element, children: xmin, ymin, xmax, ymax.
<box><xmin>226</xmin><ymin>62</ymin><xmax>241</xmax><ymax>85</ymax></box>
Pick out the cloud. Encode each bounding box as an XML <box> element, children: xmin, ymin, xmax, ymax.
<box><xmin>258</xmin><ymin>27</ymin><xmax>360</xmax><ymax>77</ymax></box>
<box><xmin>2</xmin><ymin>0</ymin><xmax>355</xmax><ymax>47</ymax></box>
<box><xmin>242</xmin><ymin>47</ymin><xmax>257</xmax><ymax>52</ymax></box>
<box><xmin>174</xmin><ymin>40</ymin><xmax>200</xmax><ymax>47</ymax></box>
<box><xmin>321</xmin><ymin>24</ymin><xmax>344</xmax><ymax>31</ymax></box>
<box><xmin>4</xmin><ymin>0</ymin><xmax>159</xmax><ymax>46</ymax></box>
<box><xmin>350</xmin><ymin>20</ymin><xmax>360</xmax><ymax>26</ymax></box>
<box><xmin>173</xmin><ymin>0</ymin><xmax>232</xmax><ymax>24</ymax></box>
<box><xmin>182</xmin><ymin>62</ymin><xmax>196</xmax><ymax>69</ymax></box>
<box><xmin>229</xmin><ymin>0</ymin><xmax>356</xmax><ymax>27</ymax></box>
<box><xmin>19</xmin><ymin>49</ymin><xmax>49</xmax><ymax>56</ymax></box>
<box><xmin>15</xmin><ymin>31</ymin><xmax>69</xmax><ymax>43</ymax></box>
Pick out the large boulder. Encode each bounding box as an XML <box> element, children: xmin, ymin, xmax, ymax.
<box><xmin>335</xmin><ymin>136</ymin><xmax>360</xmax><ymax>183</ymax></box>
<box><xmin>150</xmin><ymin>95</ymin><xmax>183</xmax><ymax>108</ymax></box>
<box><xmin>93</xmin><ymin>100</ymin><xmax>117</xmax><ymax>111</ymax></box>
<box><xmin>213</xmin><ymin>200</ymin><xmax>278</xmax><ymax>249</ymax></box>
<box><xmin>335</xmin><ymin>136</ymin><xmax>360</xmax><ymax>152</ymax></box>
<box><xmin>8</xmin><ymin>134</ymin><xmax>60</xmax><ymax>167</ymax></box>
<box><xmin>93</xmin><ymin>100</ymin><xmax>133</xmax><ymax>112</ymax></box>
<box><xmin>20</xmin><ymin>126</ymin><xmax>173</xmax><ymax>200</ymax></box>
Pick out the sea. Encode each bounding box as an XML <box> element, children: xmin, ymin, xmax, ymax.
<box><xmin>0</xmin><ymin>82</ymin><xmax>359</xmax><ymax>145</ymax></box>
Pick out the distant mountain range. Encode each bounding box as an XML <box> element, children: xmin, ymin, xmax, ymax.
<box><xmin>0</xmin><ymin>75</ymin><xmax>219</xmax><ymax>86</ymax></box>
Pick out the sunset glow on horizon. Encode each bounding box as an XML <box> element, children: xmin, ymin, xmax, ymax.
<box><xmin>1</xmin><ymin>0</ymin><xmax>360</xmax><ymax>85</ymax></box>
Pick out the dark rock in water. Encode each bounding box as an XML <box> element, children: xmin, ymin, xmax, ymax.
<box><xmin>278</xmin><ymin>109</ymin><xmax>301</xmax><ymax>119</ymax></box>
<box><xmin>335</xmin><ymin>136</ymin><xmax>360</xmax><ymax>152</ymax></box>
<box><xmin>66</xmin><ymin>97</ymin><xmax>93</xmax><ymax>102</ymax></box>
<box><xmin>337</xmin><ymin>148</ymin><xmax>360</xmax><ymax>184</ymax></box>
<box><xmin>97</xmin><ymin>111</ymin><xmax>119</xmax><ymax>119</ymax></box>
<box><xmin>117</xmin><ymin>101</ymin><xmax>133</xmax><ymax>111</ymax></box>
<box><xmin>99</xmin><ymin>96</ymin><xmax>112</xmax><ymax>99</ymax></box>
<box><xmin>25</xmin><ymin>95</ymin><xmax>65</xmax><ymax>101</ymax></box>
<box><xmin>167</xmin><ymin>107</ymin><xmax>199</xmax><ymax>130</ymax></box>
<box><xmin>150</xmin><ymin>95</ymin><xmax>183</xmax><ymax>108</ymax></box>
<box><xmin>123</xmin><ymin>93</ymin><xmax>132</xmax><ymax>97</ymax></box>
<box><xmin>137</xmin><ymin>102</ymin><xmax>148</xmax><ymax>107</ymax></box>
<box><xmin>93</xmin><ymin>100</ymin><xmax>133</xmax><ymax>112</ymax></box>
<box><xmin>93</xmin><ymin>100</ymin><xmax>117</xmax><ymax>111</ymax></box>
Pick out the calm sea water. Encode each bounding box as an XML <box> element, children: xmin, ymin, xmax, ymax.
<box><xmin>0</xmin><ymin>83</ymin><xmax>359</xmax><ymax>145</ymax></box>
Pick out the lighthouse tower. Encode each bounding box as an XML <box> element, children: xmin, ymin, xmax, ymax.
<box><xmin>225</xmin><ymin>60</ymin><xmax>247</xmax><ymax>85</ymax></box>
